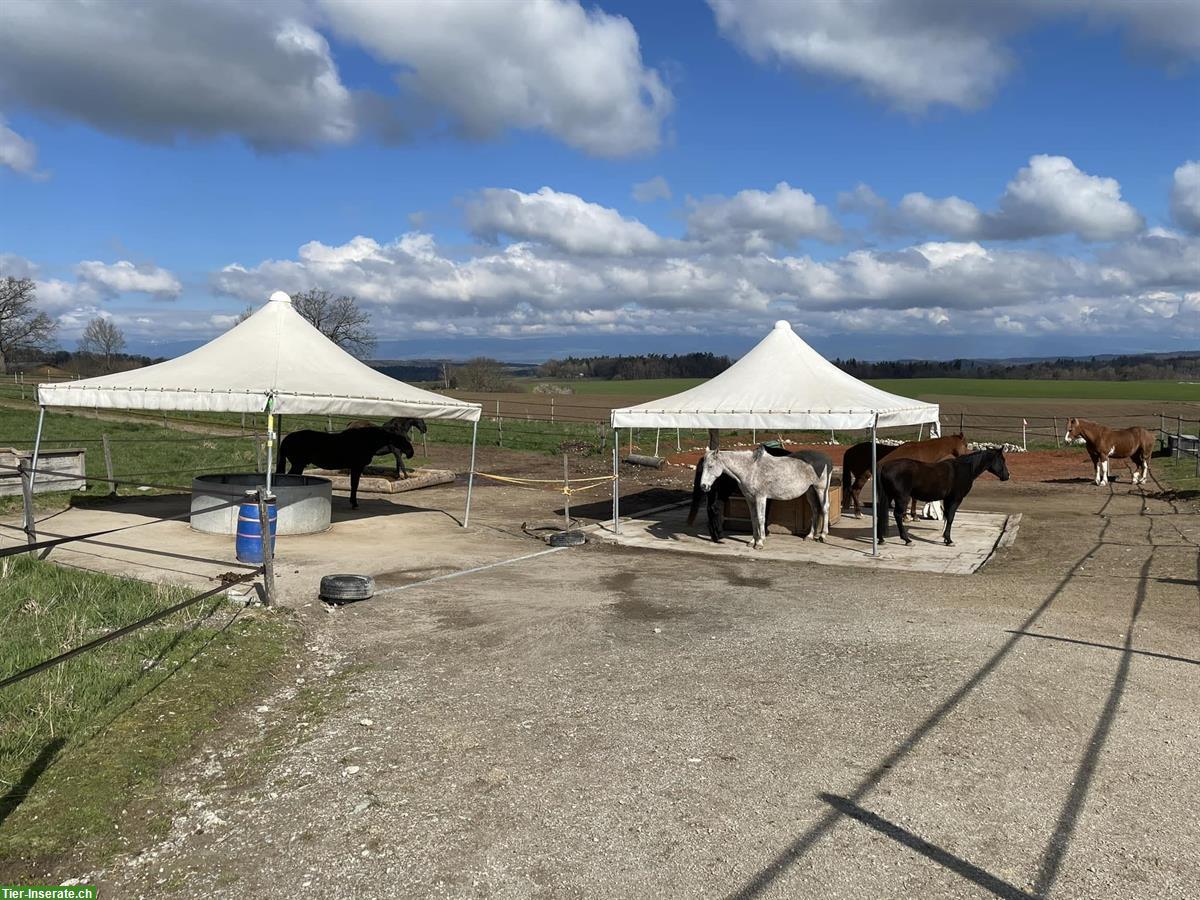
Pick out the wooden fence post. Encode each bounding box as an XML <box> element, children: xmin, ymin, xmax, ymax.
<box><xmin>959</xmin><ymin>412</ymin><xmax>965</xmax><ymax>434</ymax></box>
<box><xmin>257</xmin><ymin>489</ymin><xmax>275</xmax><ymax>607</ymax></box>
<box><xmin>1052</xmin><ymin>416</ymin><xmax>1059</xmax><ymax>448</ymax></box>
<box><xmin>102</xmin><ymin>433</ymin><xmax>116</xmax><ymax>496</ymax></box>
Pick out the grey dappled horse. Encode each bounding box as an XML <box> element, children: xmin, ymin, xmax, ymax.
<box><xmin>699</xmin><ymin>447</ymin><xmax>830</xmax><ymax>550</ymax></box>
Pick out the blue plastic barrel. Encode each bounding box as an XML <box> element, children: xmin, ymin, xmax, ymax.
<box><xmin>236</xmin><ymin>498</ymin><xmax>277</xmax><ymax>563</ymax></box>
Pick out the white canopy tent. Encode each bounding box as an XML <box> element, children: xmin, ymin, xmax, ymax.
<box><xmin>32</xmin><ymin>291</ymin><xmax>484</xmax><ymax>523</ymax></box>
<box><xmin>609</xmin><ymin>320</ymin><xmax>940</xmax><ymax>554</ymax></box>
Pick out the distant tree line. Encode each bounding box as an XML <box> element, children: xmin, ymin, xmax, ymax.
<box><xmin>537</xmin><ymin>352</ymin><xmax>733</xmax><ymax>380</ymax></box>
<box><xmin>833</xmin><ymin>354</ymin><xmax>1200</xmax><ymax>381</ymax></box>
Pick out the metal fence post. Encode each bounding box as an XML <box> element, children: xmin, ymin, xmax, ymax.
<box><xmin>563</xmin><ymin>454</ymin><xmax>571</xmax><ymax>533</ymax></box>
<box><xmin>102</xmin><ymin>433</ymin><xmax>116</xmax><ymax>496</ymax></box>
<box><xmin>19</xmin><ymin>459</ymin><xmax>35</xmax><ymax>545</ymax></box>
<box><xmin>1176</xmin><ymin>415</ymin><xmax>1183</xmax><ymax>458</ymax></box>
<box><xmin>1053</xmin><ymin>416</ymin><xmax>1060</xmax><ymax>448</ymax></box>
<box><xmin>257</xmin><ymin>489</ymin><xmax>275</xmax><ymax>607</ymax></box>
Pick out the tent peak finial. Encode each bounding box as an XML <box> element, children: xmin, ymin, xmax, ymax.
<box><xmin>773</xmin><ymin>320</ymin><xmax>792</xmax><ymax>331</ymax></box>
<box><xmin>269</xmin><ymin>291</ymin><xmax>292</xmax><ymax>304</ymax></box>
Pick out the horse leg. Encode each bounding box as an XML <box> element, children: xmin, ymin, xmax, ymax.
<box><xmin>1102</xmin><ymin>456</ymin><xmax>1110</xmax><ymax>485</ymax></box>
<box><xmin>895</xmin><ymin>494</ymin><xmax>912</xmax><ymax>545</ymax></box>
<box><xmin>1090</xmin><ymin>451</ymin><xmax>1102</xmax><ymax>485</ymax></box>
<box><xmin>707</xmin><ymin>486</ymin><xmax>724</xmax><ymax>543</ymax></box>
<box><xmin>753</xmin><ymin>495</ymin><xmax>768</xmax><ymax>550</ymax></box>
<box><xmin>350</xmin><ymin>467</ymin><xmax>361</xmax><ymax>509</ymax></box>
<box><xmin>942</xmin><ymin>499</ymin><xmax>960</xmax><ymax>546</ymax></box>
<box><xmin>849</xmin><ymin>472</ymin><xmax>864</xmax><ymax>518</ymax></box>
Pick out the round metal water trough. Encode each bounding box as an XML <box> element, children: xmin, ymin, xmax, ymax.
<box><xmin>190</xmin><ymin>473</ymin><xmax>332</xmax><ymax>535</ymax></box>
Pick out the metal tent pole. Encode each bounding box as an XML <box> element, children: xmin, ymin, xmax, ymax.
<box><xmin>612</xmin><ymin>429</ymin><xmax>620</xmax><ymax>533</ymax></box>
<box><xmin>464</xmin><ymin>417</ymin><xmax>479</xmax><ymax>528</ymax></box>
<box><xmin>25</xmin><ymin>405</ymin><xmax>46</xmax><ymax>541</ymax></box>
<box><xmin>870</xmin><ymin>414</ymin><xmax>879</xmax><ymax>558</ymax></box>
<box><xmin>263</xmin><ymin>395</ymin><xmax>278</xmax><ymax>495</ymax></box>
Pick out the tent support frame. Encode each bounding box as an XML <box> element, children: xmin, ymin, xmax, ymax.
<box><xmin>611</xmin><ymin>429</ymin><xmax>620</xmax><ymax>533</ymax></box>
<box><xmin>464</xmin><ymin>418</ymin><xmax>478</xmax><ymax>527</ymax></box>
<box><xmin>870</xmin><ymin>414</ymin><xmax>879</xmax><ymax>558</ymax></box>
<box><xmin>25</xmin><ymin>405</ymin><xmax>46</xmax><ymax>541</ymax></box>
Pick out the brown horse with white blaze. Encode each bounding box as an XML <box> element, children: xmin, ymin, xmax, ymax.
<box><xmin>1065</xmin><ymin>417</ymin><xmax>1155</xmax><ymax>485</ymax></box>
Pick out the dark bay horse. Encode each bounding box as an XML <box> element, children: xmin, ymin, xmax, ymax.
<box><xmin>1065</xmin><ymin>417</ymin><xmax>1155</xmax><ymax>485</ymax></box>
<box><xmin>877</xmin><ymin>449</ymin><xmax>1009</xmax><ymax>546</ymax></box>
<box><xmin>278</xmin><ymin>426</ymin><xmax>414</xmax><ymax>508</ymax></box>
<box><xmin>843</xmin><ymin>434</ymin><xmax>968</xmax><ymax>518</ymax></box>
<box><xmin>688</xmin><ymin>445</ymin><xmax>832</xmax><ymax>542</ymax></box>
<box><xmin>346</xmin><ymin>417</ymin><xmax>427</xmax><ymax>477</ymax></box>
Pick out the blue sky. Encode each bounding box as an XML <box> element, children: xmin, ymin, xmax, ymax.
<box><xmin>1</xmin><ymin>0</ymin><xmax>1198</xmax><ymax>362</ymax></box>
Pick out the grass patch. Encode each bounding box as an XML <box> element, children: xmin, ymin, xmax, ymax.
<box><xmin>1152</xmin><ymin>453</ymin><xmax>1200</xmax><ymax>498</ymax></box>
<box><xmin>864</xmin><ymin>378</ymin><xmax>1199</xmax><ymax>402</ymax></box>
<box><xmin>0</xmin><ymin>556</ymin><xmax>294</xmax><ymax>877</ymax></box>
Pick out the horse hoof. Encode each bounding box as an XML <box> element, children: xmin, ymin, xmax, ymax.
<box><xmin>945</xmin><ymin>540</ymin><xmax>955</xmax><ymax>547</ymax></box>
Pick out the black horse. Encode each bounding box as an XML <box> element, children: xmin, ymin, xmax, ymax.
<box><xmin>688</xmin><ymin>445</ymin><xmax>832</xmax><ymax>542</ymax></box>
<box><xmin>876</xmin><ymin>448</ymin><xmax>1009</xmax><ymax>546</ymax></box>
<box><xmin>346</xmin><ymin>417</ymin><xmax>427</xmax><ymax>477</ymax></box>
<box><xmin>278</xmin><ymin>426</ymin><xmax>414</xmax><ymax>508</ymax></box>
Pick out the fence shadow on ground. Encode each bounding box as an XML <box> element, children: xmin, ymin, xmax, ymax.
<box><xmin>0</xmin><ymin>738</ymin><xmax>65</xmax><ymax>831</ymax></box>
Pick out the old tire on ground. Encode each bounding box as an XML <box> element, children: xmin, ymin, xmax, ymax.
<box><xmin>549</xmin><ymin>530</ymin><xmax>587</xmax><ymax>547</ymax></box>
<box><xmin>320</xmin><ymin>574</ymin><xmax>375</xmax><ymax>603</ymax></box>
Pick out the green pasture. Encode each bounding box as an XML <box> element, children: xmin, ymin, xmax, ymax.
<box><xmin>865</xmin><ymin>378</ymin><xmax>1199</xmax><ymax>402</ymax></box>
<box><xmin>533</xmin><ymin>376</ymin><xmax>1199</xmax><ymax>403</ymax></box>
<box><xmin>0</xmin><ymin>556</ymin><xmax>294</xmax><ymax>874</ymax></box>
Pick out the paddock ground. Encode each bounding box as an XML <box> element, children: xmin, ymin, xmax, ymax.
<box><xmin>5</xmin><ymin>443</ymin><xmax>1199</xmax><ymax>898</ymax></box>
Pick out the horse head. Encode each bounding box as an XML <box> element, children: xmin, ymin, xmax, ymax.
<box><xmin>1065</xmin><ymin>417</ymin><xmax>1084</xmax><ymax>444</ymax></box>
<box><xmin>699</xmin><ymin>449</ymin><xmax>724</xmax><ymax>492</ymax></box>
<box><xmin>987</xmin><ymin>449</ymin><xmax>1010</xmax><ymax>481</ymax></box>
<box><xmin>395</xmin><ymin>432</ymin><xmax>415</xmax><ymax>459</ymax></box>
<box><xmin>949</xmin><ymin>433</ymin><xmax>969</xmax><ymax>456</ymax></box>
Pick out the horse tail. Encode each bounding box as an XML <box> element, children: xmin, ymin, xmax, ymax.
<box><xmin>687</xmin><ymin>459</ymin><xmax>705</xmax><ymax>526</ymax></box>
<box><xmin>275</xmin><ymin>434</ymin><xmax>287</xmax><ymax>473</ymax></box>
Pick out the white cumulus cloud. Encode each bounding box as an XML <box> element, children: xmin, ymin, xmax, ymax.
<box><xmin>76</xmin><ymin>260</ymin><xmax>182</xmax><ymax>299</ymax></box>
<box><xmin>0</xmin><ymin>116</ymin><xmax>39</xmax><ymax>176</ymax></box>
<box><xmin>849</xmin><ymin>155</ymin><xmax>1143</xmax><ymax>242</ymax></box>
<box><xmin>708</xmin><ymin>0</ymin><xmax>1200</xmax><ymax>112</ymax></box>
<box><xmin>319</xmin><ymin>0</ymin><xmax>671</xmax><ymax>157</ymax></box>
<box><xmin>1170</xmin><ymin>161</ymin><xmax>1200</xmax><ymax>234</ymax></box>
<box><xmin>987</xmin><ymin>154</ymin><xmax>1143</xmax><ymax>241</ymax></box>
<box><xmin>0</xmin><ymin>0</ymin><xmax>357</xmax><ymax>150</ymax></box>
<box><xmin>632</xmin><ymin>176</ymin><xmax>672</xmax><ymax>203</ymax></box>
<box><xmin>465</xmin><ymin>187</ymin><xmax>667</xmax><ymax>256</ymax></box>
<box><xmin>686</xmin><ymin>182</ymin><xmax>841</xmax><ymax>250</ymax></box>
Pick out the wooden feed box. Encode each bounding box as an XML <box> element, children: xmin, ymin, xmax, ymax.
<box><xmin>0</xmin><ymin>447</ymin><xmax>87</xmax><ymax>497</ymax></box>
<box><xmin>722</xmin><ymin>483</ymin><xmax>842</xmax><ymax>536</ymax></box>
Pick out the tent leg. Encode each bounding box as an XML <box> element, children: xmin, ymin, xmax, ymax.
<box><xmin>464</xmin><ymin>418</ymin><xmax>478</xmax><ymax>528</ymax></box>
<box><xmin>25</xmin><ymin>405</ymin><xmax>46</xmax><ymax>541</ymax></box>
<box><xmin>612</xmin><ymin>429</ymin><xmax>620</xmax><ymax>534</ymax></box>
<box><xmin>265</xmin><ymin>418</ymin><xmax>274</xmax><ymax>495</ymax></box>
<box><xmin>870</xmin><ymin>418</ymin><xmax>879</xmax><ymax>558</ymax></box>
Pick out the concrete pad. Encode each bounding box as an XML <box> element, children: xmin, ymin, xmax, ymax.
<box><xmin>590</xmin><ymin>501</ymin><xmax>1017</xmax><ymax>574</ymax></box>
<box><xmin>0</xmin><ymin>491</ymin><xmax>540</xmax><ymax>604</ymax></box>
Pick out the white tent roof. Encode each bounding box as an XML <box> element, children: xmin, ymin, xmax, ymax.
<box><xmin>610</xmin><ymin>320</ymin><xmax>938</xmax><ymax>430</ymax></box>
<box><xmin>38</xmin><ymin>292</ymin><xmax>481</xmax><ymax>422</ymax></box>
